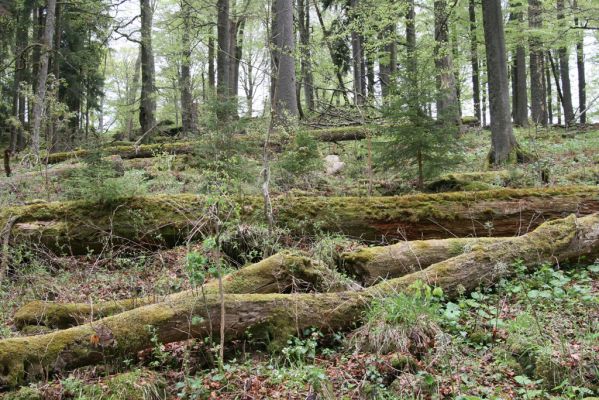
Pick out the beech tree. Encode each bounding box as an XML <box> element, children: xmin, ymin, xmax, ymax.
<box><xmin>482</xmin><ymin>0</ymin><xmax>519</xmax><ymax>163</ymax></box>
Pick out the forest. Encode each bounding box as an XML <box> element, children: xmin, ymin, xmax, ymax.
<box><xmin>0</xmin><ymin>0</ymin><xmax>598</xmax><ymax>398</ymax></box>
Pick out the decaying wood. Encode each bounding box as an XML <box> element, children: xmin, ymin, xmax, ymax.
<box><xmin>14</xmin><ymin>251</ymin><xmax>337</xmax><ymax>330</ymax></box>
<box><xmin>340</xmin><ymin>237</ymin><xmax>510</xmax><ymax>286</ymax></box>
<box><xmin>0</xmin><ymin>213</ymin><xmax>597</xmax><ymax>387</ymax></box>
<box><xmin>1</xmin><ymin>186</ymin><xmax>597</xmax><ymax>255</ymax></box>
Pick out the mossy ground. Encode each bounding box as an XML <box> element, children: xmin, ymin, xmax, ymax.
<box><xmin>0</xmin><ymin>125</ymin><xmax>597</xmax><ymax>398</ymax></box>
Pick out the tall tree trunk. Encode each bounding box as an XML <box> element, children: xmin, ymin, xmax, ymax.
<box><xmin>545</xmin><ymin>53</ymin><xmax>553</xmax><ymax>124</ymax></box>
<box><xmin>10</xmin><ymin>0</ymin><xmax>31</xmax><ymax>152</ymax></box>
<box><xmin>271</xmin><ymin>0</ymin><xmax>299</xmax><ymax>125</ymax></box>
<box><xmin>510</xmin><ymin>1</ymin><xmax>528</xmax><ymax>127</ymax></box>
<box><xmin>572</xmin><ymin>0</ymin><xmax>585</xmax><ymax>124</ymax></box>
<box><xmin>528</xmin><ymin>0</ymin><xmax>547</xmax><ymax>127</ymax></box>
<box><xmin>556</xmin><ymin>0</ymin><xmax>574</xmax><ymax>126</ymax></box>
<box><xmin>48</xmin><ymin>0</ymin><xmax>61</xmax><ymax>152</ymax></box>
<box><xmin>139</xmin><ymin>0</ymin><xmax>156</xmax><ymax>142</ymax></box>
<box><xmin>126</xmin><ymin>49</ymin><xmax>142</xmax><ymax>141</ymax></box>
<box><xmin>350</xmin><ymin>0</ymin><xmax>363</xmax><ymax>106</ymax></box>
<box><xmin>216</xmin><ymin>0</ymin><xmax>230</xmax><ymax>119</ymax></box>
<box><xmin>298</xmin><ymin>0</ymin><xmax>314</xmax><ymax>112</ymax></box>
<box><xmin>406</xmin><ymin>0</ymin><xmax>418</xmax><ymax>114</ymax></box>
<box><xmin>434</xmin><ymin>0</ymin><xmax>460</xmax><ymax>124</ymax></box>
<box><xmin>379</xmin><ymin>24</ymin><xmax>397</xmax><ymax>100</ymax></box>
<box><xmin>179</xmin><ymin>0</ymin><xmax>195</xmax><ymax>134</ymax></box>
<box><xmin>468</xmin><ymin>0</ymin><xmax>481</xmax><ymax>125</ymax></box>
<box><xmin>208</xmin><ymin>33</ymin><xmax>216</xmax><ymax>92</ymax></box>
<box><xmin>31</xmin><ymin>0</ymin><xmax>57</xmax><ymax>157</ymax></box>
<box><xmin>482</xmin><ymin>0</ymin><xmax>519</xmax><ymax>164</ymax></box>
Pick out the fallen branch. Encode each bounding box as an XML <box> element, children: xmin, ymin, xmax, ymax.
<box><xmin>2</xmin><ymin>186</ymin><xmax>597</xmax><ymax>255</ymax></box>
<box><xmin>0</xmin><ymin>213</ymin><xmax>597</xmax><ymax>387</ymax></box>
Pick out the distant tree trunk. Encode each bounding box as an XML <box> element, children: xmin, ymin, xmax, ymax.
<box><xmin>298</xmin><ymin>0</ymin><xmax>314</xmax><ymax>112</ymax></box>
<box><xmin>30</xmin><ymin>7</ymin><xmax>44</xmax><ymax>120</ymax></box>
<box><xmin>556</xmin><ymin>0</ymin><xmax>574</xmax><ymax>126</ymax></box>
<box><xmin>405</xmin><ymin>0</ymin><xmax>417</xmax><ymax>109</ymax></box>
<box><xmin>528</xmin><ymin>0</ymin><xmax>547</xmax><ymax>127</ymax></box>
<box><xmin>379</xmin><ymin>24</ymin><xmax>397</xmax><ymax>100</ymax></box>
<box><xmin>10</xmin><ymin>0</ymin><xmax>31</xmax><ymax>151</ymax></box>
<box><xmin>126</xmin><ymin>50</ymin><xmax>141</xmax><ymax>141</ymax></box>
<box><xmin>434</xmin><ymin>0</ymin><xmax>460</xmax><ymax>124</ymax></box>
<box><xmin>482</xmin><ymin>0</ymin><xmax>519</xmax><ymax>164</ymax></box>
<box><xmin>350</xmin><ymin>0</ymin><xmax>364</xmax><ymax>105</ymax></box>
<box><xmin>179</xmin><ymin>0</ymin><xmax>195</xmax><ymax>134</ymax></box>
<box><xmin>366</xmin><ymin>49</ymin><xmax>375</xmax><ymax>101</ymax></box>
<box><xmin>510</xmin><ymin>1</ymin><xmax>528</xmax><ymax>127</ymax></box>
<box><xmin>545</xmin><ymin>53</ymin><xmax>553</xmax><ymax>124</ymax></box>
<box><xmin>31</xmin><ymin>0</ymin><xmax>57</xmax><ymax>157</ymax></box>
<box><xmin>139</xmin><ymin>0</ymin><xmax>156</xmax><ymax>142</ymax></box>
<box><xmin>216</xmin><ymin>0</ymin><xmax>230</xmax><ymax>119</ymax></box>
<box><xmin>208</xmin><ymin>33</ymin><xmax>216</xmax><ymax>92</ymax></box>
<box><xmin>468</xmin><ymin>0</ymin><xmax>481</xmax><ymax>125</ymax></box>
<box><xmin>572</xmin><ymin>0</ymin><xmax>585</xmax><ymax>124</ymax></box>
<box><xmin>451</xmin><ymin>26</ymin><xmax>462</xmax><ymax>117</ymax></box>
<box><xmin>271</xmin><ymin>0</ymin><xmax>298</xmax><ymax>125</ymax></box>
<box><xmin>48</xmin><ymin>0</ymin><xmax>62</xmax><ymax>152</ymax></box>
<box><xmin>227</xmin><ymin>13</ymin><xmax>244</xmax><ymax>118</ymax></box>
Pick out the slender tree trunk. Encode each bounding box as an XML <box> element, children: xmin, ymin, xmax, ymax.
<box><xmin>482</xmin><ymin>0</ymin><xmax>519</xmax><ymax>164</ymax></box>
<box><xmin>139</xmin><ymin>0</ymin><xmax>156</xmax><ymax>142</ymax></box>
<box><xmin>31</xmin><ymin>0</ymin><xmax>57</xmax><ymax>157</ymax></box>
<box><xmin>546</xmin><ymin>53</ymin><xmax>553</xmax><ymax>124</ymax></box>
<box><xmin>179</xmin><ymin>0</ymin><xmax>195</xmax><ymax>134</ymax></box>
<box><xmin>573</xmin><ymin>0</ymin><xmax>585</xmax><ymax>124</ymax></box>
<box><xmin>510</xmin><ymin>1</ymin><xmax>528</xmax><ymax>127</ymax></box>
<box><xmin>350</xmin><ymin>0</ymin><xmax>363</xmax><ymax>106</ymax></box>
<box><xmin>434</xmin><ymin>0</ymin><xmax>460</xmax><ymax>124</ymax></box>
<box><xmin>468</xmin><ymin>0</ymin><xmax>481</xmax><ymax>125</ymax></box>
<box><xmin>406</xmin><ymin>0</ymin><xmax>418</xmax><ymax>115</ymax></box>
<box><xmin>556</xmin><ymin>0</ymin><xmax>574</xmax><ymax>126</ymax></box>
<box><xmin>379</xmin><ymin>24</ymin><xmax>397</xmax><ymax>100</ymax></box>
<box><xmin>271</xmin><ymin>0</ymin><xmax>299</xmax><ymax>125</ymax></box>
<box><xmin>216</xmin><ymin>0</ymin><xmax>230</xmax><ymax>119</ymax></box>
<box><xmin>48</xmin><ymin>0</ymin><xmax>62</xmax><ymax>152</ymax></box>
<box><xmin>208</xmin><ymin>33</ymin><xmax>216</xmax><ymax>92</ymax></box>
<box><xmin>298</xmin><ymin>0</ymin><xmax>314</xmax><ymax>112</ymax></box>
<box><xmin>126</xmin><ymin>49</ymin><xmax>142</xmax><ymax>141</ymax></box>
<box><xmin>528</xmin><ymin>0</ymin><xmax>547</xmax><ymax>127</ymax></box>
<box><xmin>10</xmin><ymin>0</ymin><xmax>31</xmax><ymax>152</ymax></box>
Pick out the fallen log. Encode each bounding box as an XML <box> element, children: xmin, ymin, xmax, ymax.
<box><xmin>15</xmin><ymin>236</ymin><xmax>506</xmax><ymax>329</ymax></box>
<box><xmin>1</xmin><ymin>186</ymin><xmax>597</xmax><ymax>255</ymax></box>
<box><xmin>0</xmin><ymin>213</ymin><xmax>597</xmax><ymax>387</ymax></box>
<box><xmin>307</xmin><ymin>126</ymin><xmax>368</xmax><ymax>142</ymax></box>
<box><xmin>14</xmin><ymin>251</ymin><xmax>335</xmax><ymax>330</ymax></box>
<box><xmin>44</xmin><ymin>142</ymin><xmax>196</xmax><ymax>164</ymax></box>
<box><xmin>340</xmin><ymin>237</ymin><xmax>510</xmax><ymax>286</ymax></box>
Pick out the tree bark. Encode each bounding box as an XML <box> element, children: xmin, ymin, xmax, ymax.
<box><xmin>468</xmin><ymin>0</ymin><xmax>481</xmax><ymax>125</ymax></box>
<box><xmin>573</xmin><ymin>0</ymin><xmax>586</xmax><ymax>124</ymax></box>
<box><xmin>1</xmin><ymin>214</ymin><xmax>597</xmax><ymax>387</ymax></box>
<box><xmin>510</xmin><ymin>1</ymin><xmax>528</xmax><ymax>127</ymax></box>
<box><xmin>528</xmin><ymin>0</ymin><xmax>547</xmax><ymax>127</ymax></box>
<box><xmin>179</xmin><ymin>0</ymin><xmax>195</xmax><ymax>134</ymax></box>
<box><xmin>271</xmin><ymin>0</ymin><xmax>299</xmax><ymax>125</ymax></box>
<box><xmin>208</xmin><ymin>33</ymin><xmax>216</xmax><ymax>92</ymax></box>
<box><xmin>14</xmin><ymin>252</ymin><xmax>336</xmax><ymax>329</ymax></box>
<box><xmin>379</xmin><ymin>24</ymin><xmax>397</xmax><ymax>100</ymax></box>
<box><xmin>126</xmin><ymin>49</ymin><xmax>141</xmax><ymax>141</ymax></box>
<box><xmin>556</xmin><ymin>0</ymin><xmax>574</xmax><ymax>126</ymax></box>
<box><xmin>298</xmin><ymin>0</ymin><xmax>314</xmax><ymax>112</ymax></box>
<box><xmin>139</xmin><ymin>0</ymin><xmax>157</xmax><ymax>143</ymax></box>
<box><xmin>216</xmin><ymin>0</ymin><xmax>230</xmax><ymax>120</ymax></box>
<box><xmin>2</xmin><ymin>186</ymin><xmax>598</xmax><ymax>255</ymax></box>
<box><xmin>434</xmin><ymin>0</ymin><xmax>460</xmax><ymax>124</ymax></box>
<box><xmin>31</xmin><ymin>0</ymin><xmax>57</xmax><ymax>157</ymax></box>
<box><xmin>482</xmin><ymin>0</ymin><xmax>519</xmax><ymax>164</ymax></box>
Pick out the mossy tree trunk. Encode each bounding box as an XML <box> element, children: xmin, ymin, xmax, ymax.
<box><xmin>0</xmin><ymin>214</ymin><xmax>597</xmax><ymax>387</ymax></box>
<box><xmin>14</xmin><ymin>252</ymin><xmax>337</xmax><ymax>330</ymax></box>
<box><xmin>2</xmin><ymin>187</ymin><xmax>597</xmax><ymax>255</ymax></box>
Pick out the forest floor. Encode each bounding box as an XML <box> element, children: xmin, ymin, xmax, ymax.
<box><xmin>0</xmin><ymin>124</ymin><xmax>598</xmax><ymax>399</ymax></box>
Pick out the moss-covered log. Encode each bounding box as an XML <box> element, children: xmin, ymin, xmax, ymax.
<box><xmin>340</xmin><ymin>237</ymin><xmax>510</xmax><ymax>286</ymax></box>
<box><xmin>14</xmin><ymin>251</ymin><xmax>334</xmax><ymax>330</ymax></box>
<box><xmin>306</xmin><ymin>126</ymin><xmax>368</xmax><ymax>142</ymax></box>
<box><xmin>1</xmin><ymin>186</ymin><xmax>597</xmax><ymax>255</ymax></box>
<box><xmin>43</xmin><ymin>142</ymin><xmax>196</xmax><ymax>164</ymax></box>
<box><xmin>0</xmin><ymin>214</ymin><xmax>597</xmax><ymax>387</ymax></box>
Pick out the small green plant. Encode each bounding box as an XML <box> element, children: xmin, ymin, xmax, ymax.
<box><xmin>275</xmin><ymin>130</ymin><xmax>323</xmax><ymax>187</ymax></box>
